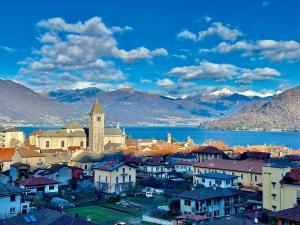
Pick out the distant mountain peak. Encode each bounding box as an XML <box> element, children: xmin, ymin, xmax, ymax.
<box><xmin>210</xmin><ymin>88</ymin><xmax>234</xmax><ymax>96</ymax></box>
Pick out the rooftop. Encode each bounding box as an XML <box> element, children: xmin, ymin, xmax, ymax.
<box><xmin>93</xmin><ymin>161</ymin><xmax>127</xmax><ymax>171</ymax></box>
<box><xmin>177</xmin><ymin>187</ymin><xmax>240</xmax><ymax>201</ymax></box>
<box><xmin>270</xmin><ymin>206</ymin><xmax>300</xmax><ymax>222</ymax></box>
<box><xmin>0</xmin><ymin>183</ymin><xmax>26</xmax><ymax>196</ymax></box>
<box><xmin>16</xmin><ymin>147</ymin><xmax>45</xmax><ymax>158</ymax></box>
<box><xmin>280</xmin><ymin>168</ymin><xmax>300</xmax><ymax>185</ymax></box>
<box><xmin>0</xmin><ymin>147</ymin><xmax>15</xmax><ymax>162</ymax></box>
<box><xmin>192</xmin><ymin>146</ymin><xmax>224</xmax><ymax>154</ymax></box>
<box><xmin>193</xmin><ymin>159</ymin><xmax>264</xmax><ymax>174</ymax></box>
<box><xmin>89</xmin><ymin>99</ymin><xmax>104</xmax><ymax>114</ymax></box>
<box><xmin>175</xmin><ymin>160</ymin><xmax>193</xmax><ymax>166</ymax></box>
<box><xmin>20</xmin><ymin>177</ymin><xmax>60</xmax><ymax>187</ymax></box>
<box><xmin>63</xmin><ymin>121</ymin><xmax>83</xmax><ymax>129</ymax></box>
<box><xmin>39</xmin><ymin>129</ymin><xmax>86</xmax><ymax>138</ymax></box>
<box><xmin>196</xmin><ymin>172</ymin><xmax>238</xmax><ymax>180</ymax></box>
<box><xmin>71</xmin><ymin>152</ymin><xmax>103</xmax><ymax>163</ymax></box>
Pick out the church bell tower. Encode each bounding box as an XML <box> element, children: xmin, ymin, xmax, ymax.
<box><xmin>88</xmin><ymin>99</ymin><xmax>105</xmax><ymax>153</ymax></box>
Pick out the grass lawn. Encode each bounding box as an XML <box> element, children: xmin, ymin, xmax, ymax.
<box><xmin>127</xmin><ymin>195</ymin><xmax>168</xmax><ymax>207</ymax></box>
<box><xmin>66</xmin><ymin>206</ymin><xmax>131</xmax><ymax>224</ymax></box>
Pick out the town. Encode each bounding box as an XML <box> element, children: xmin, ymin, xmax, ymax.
<box><xmin>0</xmin><ymin>100</ymin><xmax>299</xmax><ymax>225</ymax></box>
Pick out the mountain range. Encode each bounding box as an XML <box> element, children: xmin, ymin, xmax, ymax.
<box><xmin>3</xmin><ymin>79</ymin><xmax>298</xmax><ymax>130</ymax></box>
<box><xmin>202</xmin><ymin>86</ymin><xmax>300</xmax><ymax>131</ymax></box>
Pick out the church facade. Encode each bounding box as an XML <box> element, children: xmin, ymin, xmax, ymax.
<box><xmin>29</xmin><ymin>100</ymin><xmax>126</xmax><ymax>152</ymax></box>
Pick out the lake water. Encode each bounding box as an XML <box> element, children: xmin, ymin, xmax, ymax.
<box><xmin>18</xmin><ymin>126</ymin><xmax>300</xmax><ymax>150</ymax></box>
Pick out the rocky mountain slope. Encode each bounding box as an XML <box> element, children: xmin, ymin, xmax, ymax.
<box><xmin>202</xmin><ymin>86</ymin><xmax>300</xmax><ymax>131</ymax></box>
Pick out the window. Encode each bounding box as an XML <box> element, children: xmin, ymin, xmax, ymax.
<box><xmin>116</xmin><ymin>177</ymin><xmax>119</xmax><ymax>183</ymax></box>
<box><xmin>240</xmin><ymin>174</ymin><xmax>243</xmax><ymax>179</ymax></box>
<box><xmin>122</xmin><ymin>176</ymin><xmax>125</xmax><ymax>182</ymax></box>
<box><xmin>49</xmin><ymin>185</ymin><xmax>55</xmax><ymax>190</ymax></box>
<box><xmin>80</xmin><ymin>141</ymin><xmax>84</xmax><ymax>147</ymax></box>
<box><xmin>105</xmin><ymin>176</ymin><xmax>108</xmax><ymax>183</ymax></box>
<box><xmin>214</xmin><ymin>210</ymin><xmax>220</xmax><ymax>217</ymax></box>
<box><xmin>10</xmin><ymin>208</ymin><xmax>15</xmax><ymax>213</ymax></box>
<box><xmin>209</xmin><ymin>181</ymin><xmax>212</xmax><ymax>187</ymax></box>
<box><xmin>272</xmin><ymin>206</ymin><xmax>277</xmax><ymax>211</ymax></box>
<box><xmin>129</xmin><ymin>167</ymin><xmax>131</xmax><ymax>171</ymax></box>
<box><xmin>255</xmin><ymin>175</ymin><xmax>257</xmax><ymax>182</ymax></box>
<box><xmin>123</xmin><ymin>168</ymin><xmax>125</xmax><ymax>173</ymax></box>
<box><xmin>46</xmin><ymin>141</ymin><xmax>50</xmax><ymax>148</ymax></box>
<box><xmin>10</xmin><ymin>195</ymin><xmax>16</xmax><ymax>202</ymax></box>
<box><xmin>85</xmin><ymin>165</ymin><xmax>88</xmax><ymax>170</ymax></box>
<box><xmin>98</xmin><ymin>175</ymin><xmax>101</xmax><ymax>182</ymax></box>
<box><xmin>184</xmin><ymin>200</ymin><xmax>191</xmax><ymax>206</ymax></box>
<box><xmin>272</xmin><ymin>182</ymin><xmax>276</xmax><ymax>188</ymax></box>
<box><xmin>202</xmin><ymin>178</ymin><xmax>205</xmax><ymax>183</ymax></box>
<box><xmin>129</xmin><ymin>175</ymin><xmax>132</xmax><ymax>182</ymax></box>
<box><xmin>206</xmin><ymin>200</ymin><xmax>211</xmax><ymax>206</ymax></box>
<box><xmin>61</xmin><ymin>141</ymin><xmax>65</xmax><ymax>148</ymax></box>
<box><xmin>272</xmin><ymin>194</ymin><xmax>277</xmax><ymax>200</ymax></box>
<box><xmin>97</xmin><ymin>117</ymin><xmax>101</xmax><ymax>121</ymax></box>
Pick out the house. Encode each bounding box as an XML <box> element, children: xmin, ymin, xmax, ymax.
<box><xmin>69</xmin><ymin>151</ymin><xmax>104</xmax><ymax>172</ymax></box>
<box><xmin>11</xmin><ymin>147</ymin><xmax>45</xmax><ymax>170</ymax></box>
<box><xmin>0</xmin><ymin>208</ymin><xmax>97</xmax><ymax>225</ymax></box>
<box><xmin>0</xmin><ymin>183</ymin><xmax>29</xmax><ymax>219</ymax></box>
<box><xmin>20</xmin><ymin>177</ymin><xmax>60</xmax><ymax>195</ymax></box>
<box><xmin>34</xmin><ymin>164</ymin><xmax>72</xmax><ymax>186</ymax></box>
<box><xmin>174</xmin><ymin>214</ymin><xmax>209</xmax><ymax>225</ymax></box>
<box><xmin>42</xmin><ymin>149</ymin><xmax>72</xmax><ymax>166</ymax></box>
<box><xmin>263</xmin><ymin>162</ymin><xmax>300</xmax><ymax>212</ymax></box>
<box><xmin>0</xmin><ymin>148</ymin><xmax>15</xmax><ymax>172</ymax></box>
<box><xmin>167</xmin><ymin>153</ymin><xmax>194</xmax><ymax>163</ymax></box>
<box><xmin>177</xmin><ymin>187</ymin><xmax>241</xmax><ymax>217</ymax></box>
<box><xmin>193</xmin><ymin>159</ymin><xmax>264</xmax><ymax>190</ymax></box>
<box><xmin>139</xmin><ymin>161</ymin><xmax>170</xmax><ymax>178</ymax></box>
<box><xmin>192</xmin><ymin>146</ymin><xmax>228</xmax><ymax>162</ymax></box>
<box><xmin>174</xmin><ymin>160</ymin><xmax>193</xmax><ymax>175</ymax></box>
<box><xmin>194</xmin><ymin>173</ymin><xmax>238</xmax><ymax>189</ymax></box>
<box><xmin>239</xmin><ymin>151</ymin><xmax>270</xmax><ymax>161</ymax></box>
<box><xmin>71</xmin><ymin>166</ymin><xmax>84</xmax><ymax>180</ymax></box>
<box><xmin>269</xmin><ymin>206</ymin><xmax>300</xmax><ymax>225</ymax></box>
<box><xmin>10</xmin><ymin>163</ymin><xmax>30</xmax><ymax>181</ymax></box>
<box><xmin>94</xmin><ymin>161</ymin><xmax>136</xmax><ymax>194</ymax></box>
<box><xmin>0</xmin><ymin>172</ymin><xmax>10</xmax><ymax>184</ymax></box>
<box><xmin>0</xmin><ymin>128</ymin><xmax>25</xmax><ymax>148</ymax></box>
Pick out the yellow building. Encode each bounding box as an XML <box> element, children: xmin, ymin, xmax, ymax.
<box><xmin>94</xmin><ymin>161</ymin><xmax>136</xmax><ymax>194</ymax></box>
<box><xmin>193</xmin><ymin>159</ymin><xmax>264</xmax><ymax>191</ymax></box>
<box><xmin>263</xmin><ymin>164</ymin><xmax>300</xmax><ymax>211</ymax></box>
<box><xmin>0</xmin><ymin>128</ymin><xmax>25</xmax><ymax>148</ymax></box>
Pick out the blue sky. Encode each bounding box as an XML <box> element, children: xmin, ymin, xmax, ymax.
<box><xmin>0</xmin><ymin>0</ymin><xmax>299</xmax><ymax>97</ymax></box>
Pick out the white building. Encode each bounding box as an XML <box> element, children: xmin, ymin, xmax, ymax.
<box><xmin>0</xmin><ymin>128</ymin><xmax>25</xmax><ymax>148</ymax></box>
<box><xmin>20</xmin><ymin>177</ymin><xmax>59</xmax><ymax>195</ymax></box>
<box><xmin>174</xmin><ymin>160</ymin><xmax>193</xmax><ymax>175</ymax></box>
<box><xmin>94</xmin><ymin>161</ymin><xmax>136</xmax><ymax>194</ymax></box>
<box><xmin>194</xmin><ymin>172</ymin><xmax>238</xmax><ymax>189</ymax></box>
<box><xmin>0</xmin><ymin>183</ymin><xmax>29</xmax><ymax>219</ymax></box>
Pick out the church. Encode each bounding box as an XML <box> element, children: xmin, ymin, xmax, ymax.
<box><xmin>29</xmin><ymin>99</ymin><xmax>126</xmax><ymax>152</ymax></box>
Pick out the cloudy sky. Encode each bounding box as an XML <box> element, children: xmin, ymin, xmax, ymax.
<box><xmin>0</xmin><ymin>0</ymin><xmax>299</xmax><ymax>97</ymax></box>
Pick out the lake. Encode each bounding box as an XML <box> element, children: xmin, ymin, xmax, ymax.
<box><xmin>18</xmin><ymin>126</ymin><xmax>300</xmax><ymax>150</ymax></box>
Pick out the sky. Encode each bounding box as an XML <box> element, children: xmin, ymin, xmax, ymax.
<box><xmin>0</xmin><ymin>0</ymin><xmax>300</xmax><ymax>97</ymax></box>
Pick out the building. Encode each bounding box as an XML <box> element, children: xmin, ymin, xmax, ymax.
<box><xmin>0</xmin><ymin>128</ymin><xmax>25</xmax><ymax>148</ymax></box>
<box><xmin>192</xmin><ymin>146</ymin><xmax>227</xmax><ymax>162</ymax></box>
<box><xmin>239</xmin><ymin>151</ymin><xmax>270</xmax><ymax>161</ymax></box>
<box><xmin>174</xmin><ymin>160</ymin><xmax>193</xmax><ymax>175</ymax></box>
<box><xmin>0</xmin><ymin>147</ymin><xmax>15</xmax><ymax>172</ymax></box>
<box><xmin>20</xmin><ymin>177</ymin><xmax>60</xmax><ymax>195</ymax></box>
<box><xmin>11</xmin><ymin>147</ymin><xmax>45</xmax><ymax>170</ymax></box>
<box><xmin>193</xmin><ymin>159</ymin><xmax>264</xmax><ymax>190</ymax></box>
<box><xmin>69</xmin><ymin>151</ymin><xmax>104</xmax><ymax>172</ymax></box>
<box><xmin>0</xmin><ymin>183</ymin><xmax>29</xmax><ymax>219</ymax></box>
<box><xmin>139</xmin><ymin>161</ymin><xmax>170</xmax><ymax>178</ymax></box>
<box><xmin>10</xmin><ymin>163</ymin><xmax>30</xmax><ymax>181</ymax></box>
<box><xmin>0</xmin><ymin>208</ymin><xmax>97</xmax><ymax>225</ymax></box>
<box><xmin>194</xmin><ymin>172</ymin><xmax>238</xmax><ymax>189</ymax></box>
<box><xmin>30</xmin><ymin>122</ymin><xmax>87</xmax><ymax>150</ymax></box>
<box><xmin>34</xmin><ymin>164</ymin><xmax>72</xmax><ymax>186</ymax></box>
<box><xmin>269</xmin><ymin>206</ymin><xmax>300</xmax><ymax>225</ymax></box>
<box><xmin>177</xmin><ymin>187</ymin><xmax>241</xmax><ymax>217</ymax></box>
<box><xmin>94</xmin><ymin>161</ymin><xmax>136</xmax><ymax>194</ymax></box>
<box><xmin>88</xmin><ymin>100</ymin><xmax>126</xmax><ymax>153</ymax></box>
<box><xmin>0</xmin><ymin>172</ymin><xmax>10</xmax><ymax>184</ymax></box>
<box><xmin>263</xmin><ymin>162</ymin><xmax>300</xmax><ymax>212</ymax></box>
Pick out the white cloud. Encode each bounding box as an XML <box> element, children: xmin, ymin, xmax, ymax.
<box><xmin>177</xmin><ymin>22</ymin><xmax>242</xmax><ymax>42</ymax></box>
<box><xmin>204</xmin><ymin>15</ymin><xmax>212</xmax><ymax>22</ymax></box>
<box><xmin>0</xmin><ymin>45</ymin><xmax>15</xmax><ymax>52</ymax></box>
<box><xmin>64</xmin><ymin>81</ymin><xmax>133</xmax><ymax>91</ymax></box>
<box><xmin>205</xmin><ymin>39</ymin><xmax>300</xmax><ymax>62</ymax></box>
<box><xmin>140</xmin><ymin>78</ymin><xmax>152</xmax><ymax>84</ymax></box>
<box><xmin>199</xmin><ymin>22</ymin><xmax>242</xmax><ymax>41</ymax></box>
<box><xmin>177</xmin><ymin>30</ymin><xmax>197</xmax><ymax>41</ymax></box>
<box><xmin>18</xmin><ymin>17</ymin><xmax>168</xmax><ymax>89</ymax></box>
<box><xmin>168</xmin><ymin>60</ymin><xmax>281</xmax><ymax>83</ymax></box>
<box><xmin>172</xmin><ymin>54</ymin><xmax>187</xmax><ymax>59</ymax></box>
<box><xmin>156</xmin><ymin>78</ymin><xmax>175</xmax><ymax>87</ymax></box>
